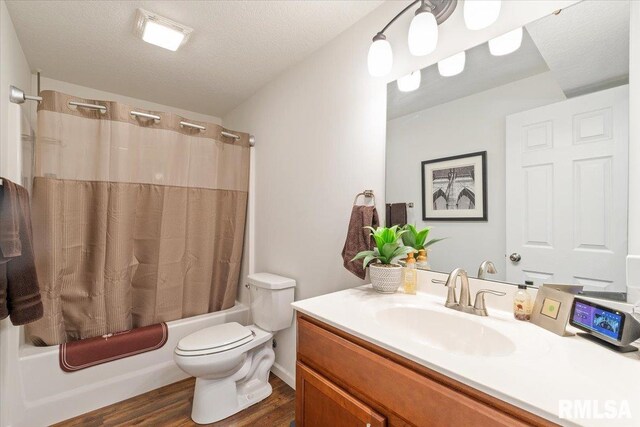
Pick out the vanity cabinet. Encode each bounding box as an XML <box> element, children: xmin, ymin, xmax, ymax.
<box><xmin>295</xmin><ymin>313</ymin><xmax>557</xmax><ymax>427</ymax></box>
<box><xmin>297</xmin><ymin>362</ymin><xmax>386</xmax><ymax>427</ymax></box>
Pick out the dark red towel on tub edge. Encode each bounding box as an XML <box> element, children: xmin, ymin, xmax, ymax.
<box><xmin>59</xmin><ymin>322</ymin><xmax>168</xmax><ymax>372</ymax></box>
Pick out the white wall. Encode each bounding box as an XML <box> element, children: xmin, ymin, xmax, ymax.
<box><xmin>627</xmin><ymin>0</ymin><xmax>640</xmax><ymax>304</ymax></box>
<box><xmin>386</xmin><ymin>72</ymin><xmax>566</xmax><ymax>280</ymax></box>
<box><xmin>0</xmin><ymin>0</ymin><xmax>31</xmax><ymax>183</ymax></box>
<box><xmin>223</xmin><ymin>1</ymin><xmax>580</xmax><ymax>387</ymax></box>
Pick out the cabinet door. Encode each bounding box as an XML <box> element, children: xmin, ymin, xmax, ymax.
<box><xmin>296</xmin><ymin>362</ymin><xmax>386</xmax><ymax>427</ymax></box>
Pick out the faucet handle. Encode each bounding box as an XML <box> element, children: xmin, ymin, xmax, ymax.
<box><xmin>473</xmin><ymin>289</ymin><xmax>506</xmax><ymax>316</ymax></box>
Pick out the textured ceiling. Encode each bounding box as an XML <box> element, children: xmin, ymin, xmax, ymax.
<box><xmin>6</xmin><ymin>0</ymin><xmax>382</xmax><ymax>117</ymax></box>
<box><xmin>388</xmin><ymin>0</ymin><xmax>630</xmax><ymax>120</ymax></box>
<box><xmin>526</xmin><ymin>0</ymin><xmax>629</xmax><ymax>98</ymax></box>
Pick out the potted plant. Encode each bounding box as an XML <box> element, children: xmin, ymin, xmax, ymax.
<box><xmin>401</xmin><ymin>225</ymin><xmax>446</xmax><ymax>268</ymax></box>
<box><xmin>352</xmin><ymin>226</ymin><xmax>415</xmax><ymax>293</ymax></box>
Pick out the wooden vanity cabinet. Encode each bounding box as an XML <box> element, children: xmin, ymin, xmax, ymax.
<box><xmin>295</xmin><ymin>313</ymin><xmax>557</xmax><ymax>427</ymax></box>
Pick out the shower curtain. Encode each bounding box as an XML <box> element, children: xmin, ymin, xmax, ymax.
<box><xmin>26</xmin><ymin>91</ymin><xmax>250</xmax><ymax>346</ymax></box>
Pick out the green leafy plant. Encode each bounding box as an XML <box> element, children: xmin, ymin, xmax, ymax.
<box><xmin>352</xmin><ymin>226</ymin><xmax>415</xmax><ymax>268</ymax></box>
<box><xmin>401</xmin><ymin>224</ymin><xmax>446</xmax><ymax>251</ymax></box>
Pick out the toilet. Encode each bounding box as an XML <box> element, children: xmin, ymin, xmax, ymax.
<box><xmin>174</xmin><ymin>273</ymin><xmax>296</xmax><ymax>424</ymax></box>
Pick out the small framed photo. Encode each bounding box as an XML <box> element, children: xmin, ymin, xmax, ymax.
<box><xmin>421</xmin><ymin>151</ymin><xmax>487</xmax><ymax>221</ymax></box>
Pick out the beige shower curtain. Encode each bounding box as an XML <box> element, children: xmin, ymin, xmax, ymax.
<box><xmin>26</xmin><ymin>91</ymin><xmax>251</xmax><ymax>346</ymax></box>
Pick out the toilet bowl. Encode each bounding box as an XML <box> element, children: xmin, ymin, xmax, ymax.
<box><xmin>174</xmin><ymin>273</ymin><xmax>296</xmax><ymax>424</ymax></box>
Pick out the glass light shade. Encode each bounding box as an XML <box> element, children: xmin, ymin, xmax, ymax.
<box><xmin>368</xmin><ymin>38</ymin><xmax>393</xmax><ymax>77</ymax></box>
<box><xmin>408</xmin><ymin>11</ymin><xmax>438</xmax><ymax>56</ymax></box>
<box><xmin>489</xmin><ymin>27</ymin><xmax>523</xmax><ymax>56</ymax></box>
<box><xmin>464</xmin><ymin>0</ymin><xmax>502</xmax><ymax>30</ymax></box>
<box><xmin>438</xmin><ymin>51</ymin><xmax>466</xmax><ymax>77</ymax></box>
<box><xmin>397</xmin><ymin>71</ymin><xmax>421</xmax><ymax>92</ymax></box>
<box><xmin>142</xmin><ymin>20</ymin><xmax>185</xmax><ymax>51</ymax></box>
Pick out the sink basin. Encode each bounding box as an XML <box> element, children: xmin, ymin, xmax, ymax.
<box><xmin>375</xmin><ymin>307</ymin><xmax>517</xmax><ymax>357</ymax></box>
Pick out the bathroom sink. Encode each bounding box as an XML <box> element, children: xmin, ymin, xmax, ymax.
<box><xmin>375</xmin><ymin>307</ymin><xmax>517</xmax><ymax>357</ymax></box>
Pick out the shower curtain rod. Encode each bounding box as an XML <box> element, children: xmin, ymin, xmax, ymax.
<box><xmin>67</xmin><ymin>102</ymin><xmax>256</xmax><ymax>146</ymax></box>
<box><xmin>8</xmin><ymin>76</ymin><xmax>256</xmax><ymax>146</ymax></box>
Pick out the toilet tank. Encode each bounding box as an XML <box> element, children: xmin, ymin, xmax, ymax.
<box><xmin>247</xmin><ymin>273</ymin><xmax>296</xmax><ymax>332</ymax></box>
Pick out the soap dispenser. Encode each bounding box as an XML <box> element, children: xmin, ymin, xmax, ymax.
<box><xmin>513</xmin><ymin>282</ymin><xmax>533</xmax><ymax>321</ymax></box>
<box><xmin>416</xmin><ymin>249</ymin><xmax>429</xmax><ymax>270</ymax></box>
<box><xmin>403</xmin><ymin>252</ymin><xmax>417</xmax><ymax>295</ymax></box>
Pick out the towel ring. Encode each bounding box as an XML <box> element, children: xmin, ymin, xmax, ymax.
<box><xmin>353</xmin><ymin>190</ymin><xmax>375</xmax><ymax>206</ymax></box>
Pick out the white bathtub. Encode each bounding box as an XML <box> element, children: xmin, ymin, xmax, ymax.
<box><xmin>1</xmin><ymin>304</ymin><xmax>249</xmax><ymax>427</ymax></box>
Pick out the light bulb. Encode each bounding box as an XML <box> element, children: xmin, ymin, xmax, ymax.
<box><xmin>397</xmin><ymin>71</ymin><xmax>421</xmax><ymax>92</ymax></box>
<box><xmin>438</xmin><ymin>51</ymin><xmax>466</xmax><ymax>77</ymax></box>
<box><xmin>408</xmin><ymin>10</ymin><xmax>438</xmax><ymax>56</ymax></box>
<box><xmin>367</xmin><ymin>34</ymin><xmax>393</xmax><ymax>77</ymax></box>
<box><xmin>464</xmin><ymin>0</ymin><xmax>502</xmax><ymax>30</ymax></box>
<box><xmin>489</xmin><ymin>27</ymin><xmax>523</xmax><ymax>56</ymax></box>
<box><xmin>142</xmin><ymin>20</ymin><xmax>185</xmax><ymax>51</ymax></box>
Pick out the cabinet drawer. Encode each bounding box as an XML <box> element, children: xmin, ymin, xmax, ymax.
<box><xmin>297</xmin><ymin>315</ymin><xmax>544</xmax><ymax>427</ymax></box>
<box><xmin>296</xmin><ymin>362</ymin><xmax>386</xmax><ymax>427</ymax></box>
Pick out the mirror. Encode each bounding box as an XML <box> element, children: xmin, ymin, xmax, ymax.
<box><xmin>386</xmin><ymin>0</ymin><xmax>630</xmax><ymax>301</ymax></box>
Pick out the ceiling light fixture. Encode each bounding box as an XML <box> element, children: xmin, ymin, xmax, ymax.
<box><xmin>437</xmin><ymin>51</ymin><xmax>466</xmax><ymax>76</ymax></box>
<box><xmin>397</xmin><ymin>71</ymin><xmax>422</xmax><ymax>92</ymax></box>
<box><xmin>488</xmin><ymin>27</ymin><xmax>523</xmax><ymax>56</ymax></box>
<box><xmin>463</xmin><ymin>0</ymin><xmax>502</xmax><ymax>30</ymax></box>
<box><xmin>135</xmin><ymin>9</ymin><xmax>193</xmax><ymax>52</ymax></box>
<box><xmin>367</xmin><ymin>0</ymin><xmax>457</xmax><ymax>77</ymax></box>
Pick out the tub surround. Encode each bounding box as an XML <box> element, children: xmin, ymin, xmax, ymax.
<box><xmin>8</xmin><ymin>304</ymin><xmax>248</xmax><ymax>427</ymax></box>
<box><xmin>292</xmin><ymin>270</ymin><xmax>640</xmax><ymax>427</ymax></box>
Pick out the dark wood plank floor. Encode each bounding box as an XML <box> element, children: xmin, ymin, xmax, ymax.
<box><xmin>53</xmin><ymin>374</ymin><xmax>295</xmax><ymax>427</ymax></box>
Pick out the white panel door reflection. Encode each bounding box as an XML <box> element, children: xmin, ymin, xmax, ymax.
<box><xmin>506</xmin><ymin>85</ymin><xmax>628</xmax><ymax>291</ymax></box>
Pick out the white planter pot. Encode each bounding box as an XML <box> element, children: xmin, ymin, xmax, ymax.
<box><xmin>369</xmin><ymin>263</ymin><xmax>403</xmax><ymax>293</ymax></box>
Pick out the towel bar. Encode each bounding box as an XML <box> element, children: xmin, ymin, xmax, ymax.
<box><xmin>353</xmin><ymin>190</ymin><xmax>375</xmax><ymax>206</ymax></box>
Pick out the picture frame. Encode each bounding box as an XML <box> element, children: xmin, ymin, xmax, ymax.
<box><xmin>421</xmin><ymin>151</ymin><xmax>487</xmax><ymax>221</ymax></box>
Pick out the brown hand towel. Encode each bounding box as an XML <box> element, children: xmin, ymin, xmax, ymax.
<box><xmin>388</xmin><ymin>203</ymin><xmax>407</xmax><ymax>227</ymax></box>
<box><xmin>342</xmin><ymin>205</ymin><xmax>379</xmax><ymax>279</ymax></box>
<box><xmin>0</xmin><ymin>178</ymin><xmax>43</xmax><ymax>325</ymax></box>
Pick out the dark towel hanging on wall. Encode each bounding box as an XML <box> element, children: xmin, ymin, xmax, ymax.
<box><xmin>0</xmin><ymin>178</ymin><xmax>43</xmax><ymax>325</ymax></box>
<box><xmin>386</xmin><ymin>203</ymin><xmax>407</xmax><ymax>227</ymax></box>
<box><xmin>342</xmin><ymin>205</ymin><xmax>379</xmax><ymax>279</ymax></box>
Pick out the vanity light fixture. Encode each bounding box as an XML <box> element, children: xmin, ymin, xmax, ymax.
<box><xmin>135</xmin><ymin>9</ymin><xmax>193</xmax><ymax>51</ymax></box>
<box><xmin>488</xmin><ymin>27</ymin><xmax>523</xmax><ymax>56</ymax></box>
<box><xmin>397</xmin><ymin>71</ymin><xmax>422</xmax><ymax>92</ymax></box>
<box><xmin>437</xmin><ymin>51</ymin><xmax>466</xmax><ymax>76</ymax></box>
<box><xmin>408</xmin><ymin>2</ymin><xmax>438</xmax><ymax>56</ymax></box>
<box><xmin>368</xmin><ymin>34</ymin><xmax>394</xmax><ymax>77</ymax></box>
<box><xmin>463</xmin><ymin>0</ymin><xmax>502</xmax><ymax>30</ymax></box>
<box><xmin>367</xmin><ymin>0</ymin><xmax>457</xmax><ymax>77</ymax></box>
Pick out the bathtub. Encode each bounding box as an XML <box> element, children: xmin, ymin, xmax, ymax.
<box><xmin>0</xmin><ymin>303</ymin><xmax>249</xmax><ymax>427</ymax></box>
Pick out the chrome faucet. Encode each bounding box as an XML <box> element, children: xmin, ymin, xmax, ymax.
<box><xmin>434</xmin><ymin>268</ymin><xmax>506</xmax><ymax>316</ymax></box>
<box><xmin>477</xmin><ymin>260</ymin><xmax>497</xmax><ymax>280</ymax></box>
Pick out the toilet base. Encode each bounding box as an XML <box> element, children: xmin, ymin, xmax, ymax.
<box><xmin>190</xmin><ymin>342</ymin><xmax>275</xmax><ymax>424</ymax></box>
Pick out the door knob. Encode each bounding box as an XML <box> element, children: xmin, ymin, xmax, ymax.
<box><xmin>509</xmin><ymin>253</ymin><xmax>521</xmax><ymax>263</ymax></box>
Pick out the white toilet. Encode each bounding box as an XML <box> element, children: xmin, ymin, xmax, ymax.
<box><xmin>174</xmin><ymin>273</ymin><xmax>296</xmax><ymax>424</ymax></box>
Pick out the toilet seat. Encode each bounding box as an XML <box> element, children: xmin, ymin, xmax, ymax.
<box><xmin>176</xmin><ymin>322</ymin><xmax>255</xmax><ymax>357</ymax></box>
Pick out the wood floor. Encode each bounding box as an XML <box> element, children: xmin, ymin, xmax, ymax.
<box><xmin>53</xmin><ymin>374</ymin><xmax>295</xmax><ymax>427</ymax></box>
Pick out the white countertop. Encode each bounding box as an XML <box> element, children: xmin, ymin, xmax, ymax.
<box><xmin>292</xmin><ymin>281</ymin><xmax>640</xmax><ymax>427</ymax></box>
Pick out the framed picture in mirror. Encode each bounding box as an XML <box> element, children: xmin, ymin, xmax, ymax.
<box><xmin>421</xmin><ymin>151</ymin><xmax>487</xmax><ymax>221</ymax></box>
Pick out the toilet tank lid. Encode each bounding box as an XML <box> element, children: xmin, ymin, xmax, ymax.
<box><xmin>248</xmin><ymin>273</ymin><xmax>296</xmax><ymax>290</ymax></box>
